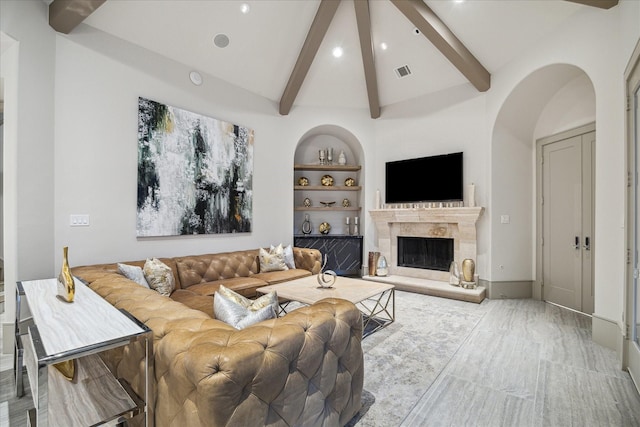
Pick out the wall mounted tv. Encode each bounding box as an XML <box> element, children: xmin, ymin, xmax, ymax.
<box><xmin>385</xmin><ymin>152</ymin><xmax>463</xmax><ymax>203</ymax></box>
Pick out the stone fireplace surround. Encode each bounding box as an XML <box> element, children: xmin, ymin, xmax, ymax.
<box><xmin>369</xmin><ymin>207</ymin><xmax>484</xmax><ymax>283</ymax></box>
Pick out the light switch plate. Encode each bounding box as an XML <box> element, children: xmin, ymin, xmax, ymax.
<box><xmin>70</xmin><ymin>214</ymin><xmax>90</xmax><ymax>227</ymax></box>
<box><xmin>500</xmin><ymin>215</ymin><xmax>510</xmax><ymax>224</ymax></box>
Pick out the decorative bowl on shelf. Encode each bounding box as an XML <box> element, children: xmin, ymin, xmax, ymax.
<box><xmin>344</xmin><ymin>177</ymin><xmax>356</xmax><ymax>187</ymax></box>
<box><xmin>297</xmin><ymin>176</ymin><xmax>309</xmax><ymax>186</ymax></box>
<box><xmin>319</xmin><ymin>222</ymin><xmax>331</xmax><ymax>234</ymax></box>
<box><xmin>320</xmin><ymin>201</ymin><xmax>336</xmax><ymax>207</ymax></box>
<box><xmin>321</xmin><ymin>175</ymin><xmax>334</xmax><ymax>186</ymax></box>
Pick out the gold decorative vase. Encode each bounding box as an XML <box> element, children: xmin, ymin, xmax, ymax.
<box><xmin>57</xmin><ymin>246</ymin><xmax>75</xmax><ymax>303</ymax></box>
<box><xmin>461</xmin><ymin>259</ymin><xmax>475</xmax><ymax>282</ymax></box>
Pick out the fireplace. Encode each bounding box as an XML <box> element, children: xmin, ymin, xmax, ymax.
<box><xmin>369</xmin><ymin>207</ymin><xmax>484</xmax><ymax>282</ymax></box>
<box><xmin>398</xmin><ymin>236</ymin><xmax>453</xmax><ymax>272</ymax></box>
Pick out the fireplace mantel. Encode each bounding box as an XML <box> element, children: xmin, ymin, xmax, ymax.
<box><xmin>369</xmin><ymin>207</ymin><xmax>484</xmax><ymax>281</ymax></box>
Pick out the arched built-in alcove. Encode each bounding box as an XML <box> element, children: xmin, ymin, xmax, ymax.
<box><xmin>489</xmin><ymin>64</ymin><xmax>595</xmax><ymax>298</ymax></box>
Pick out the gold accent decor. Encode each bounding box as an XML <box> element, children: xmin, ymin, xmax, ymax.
<box><xmin>462</xmin><ymin>258</ymin><xmax>475</xmax><ymax>282</ymax></box>
<box><xmin>298</xmin><ymin>176</ymin><xmax>309</xmax><ymax>186</ymax></box>
<box><xmin>54</xmin><ymin>359</ymin><xmax>77</xmax><ymax>382</ymax></box>
<box><xmin>321</xmin><ymin>175</ymin><xmax>334</xmax><ymax>186</ymax></box>
<box><xmin>319</xmin><ymin>222</ymin><xmax>331</xmax><ymax>234</ymax></box>
<box><xmin>344</xmin><ymin>177</ymin><xmax>355</xmax><ymax>186</ymax></box>
<box><xmin>57</xmin><ymin>246</ymin><xmax>75</xmax><ymax>303</ymax></box>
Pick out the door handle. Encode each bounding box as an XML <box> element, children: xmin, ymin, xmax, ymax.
<box><xmin>583</xmin><ymin>236</ymin><xmax>590</xmax><ymax>251</ymax></box>
<box><xmin>574</xmin><ymin>236</ymin><xmax>580</xmax><ymax>250</ymax></box>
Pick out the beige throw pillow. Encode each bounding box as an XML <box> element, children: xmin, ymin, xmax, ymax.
<box><xmin>259</xmin><ymin>244</ymin><xmax>288</xmax><ymax>272</ymax></box>
<box><xmin>143</xmin><ymin>258</ymin><xmax>175</xmax><ymax>296</ymax></box>
<box><xmin>271</xmin><ymin>244</ymin><xmax>296</xmax><ymax>269</ymax></box>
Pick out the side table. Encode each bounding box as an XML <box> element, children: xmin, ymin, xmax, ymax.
<box><xmin>14</xmin><ymin>278</ymin><xmax>153</xmax><ymax>427</ymax></box>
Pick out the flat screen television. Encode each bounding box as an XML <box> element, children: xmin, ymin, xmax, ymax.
<box><xmin>385</xmin><ymin>152</ymin><xmax>463</xmax><ymax>203</ymax></box>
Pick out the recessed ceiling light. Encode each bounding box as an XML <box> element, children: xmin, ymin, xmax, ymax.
<box><xmin>454</xmin><ymin>0</ymin><xmax>465</xmax><ymax>3</ymax></box>
<box><xmin>213</xmin><ymin>33</ymin><xmax>230</xmax><ymax>48</ymax></box>
<box><xmin>240</xmin><ymin>3</ymin><xmax>250</xmax><ymax>14</ymax></box>
<box><xmin>332</xmin><ymin>46</ymin><xmax>343</xmax><ymax>58</ymax></box>
<box><xmin>380</xmin><ymin>42</ymin><xmax>388</xmax><ymax>51</ymax></box>
<box><xmin>189</xmin><ymin>71</ymin><xmax>203</xmax><ymax>86</ymax></box>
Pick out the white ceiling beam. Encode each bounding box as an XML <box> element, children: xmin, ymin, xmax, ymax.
<box><xmin>354</xmin><ymin>0</ymin><xmax>381</xmax><ymax>119</ymax></box>
<box><xmin>390</xmin><ymin>0</ymin><xmax>490</xmax><ymax>92</ymax></box>
<box><xmin>49</xmin><ymin>0</ymin><xmax>107</xmax><ymax>34</ymax></box>
<box><xmin>279</xmin><ymin>0</ymin><xmax>341</xmax><ymax>116</ymax></box>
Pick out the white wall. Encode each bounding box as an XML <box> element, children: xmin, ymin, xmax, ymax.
<box><xmin>53</xmin><ymin>26</ymin><xmax>373</xmax><ymax>268</ymax></box>
<box><xmin>373</xmin><ymin>87</ymin><xmax>491</xmax><ymax>278</ymax></box>
<box><xmin>0</xmin><ymin>1</ymin><xmax>56</xmax><ymax>330</ymax></box>
<box><xmin>486</xmin><ymin>1</ymin><xmax>640</xmax><ymax>323</ymax></box>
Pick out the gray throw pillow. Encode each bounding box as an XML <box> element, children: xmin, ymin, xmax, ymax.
<box><xmin>117</xmin><ymin>263</ymin><xmax>150</xmax><ymax>288</ymax></box>
<box><xmin>214</xmin><ymin>291</ymin><xmax>277</xmax><ymax>329</ymax></box>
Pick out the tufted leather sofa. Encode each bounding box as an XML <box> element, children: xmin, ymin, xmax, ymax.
<box><xmin>71</xmin><ymin>248</ymin><xmax>364</xmax><ymax>427</ymax></box>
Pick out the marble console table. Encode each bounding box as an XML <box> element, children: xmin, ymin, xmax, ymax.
<box><xmin>15</xmin><ymin>278</ymin><xmax>153</xmax><ymax>427</ymax></box>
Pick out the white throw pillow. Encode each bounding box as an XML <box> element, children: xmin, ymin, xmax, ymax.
<box><xmin>271</xmin><ymin>244</ymin><xmax>296</xmax><ymax>269</ymax></box>
<box><xmin>117</xmin><ymin>263</ymin><xmax>150</xmax><ymax>288</ymax></box>
<box><xmin>259</xmin><ymin>244</ymin><xmax>288</xmax><ymax>272</ymax></box>
<box><xmin>214</xmin><ymin>290</ymin><xmax>277</xmax><ymax>329</ymax></box>
<box><xmin>143</xmin><ymin>258</ymin><xmax>175</xmax><ymax>296</ymax></box>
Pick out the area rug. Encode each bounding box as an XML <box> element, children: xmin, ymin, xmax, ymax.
<box><xmin>347</xmin><ymin>290</ymin><xmax>491</xmax><ymax>426</ymax></box>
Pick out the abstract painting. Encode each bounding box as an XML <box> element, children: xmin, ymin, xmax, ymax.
<box><xmin>137</xmin><ymin>97</ymin><xmax>253</xmax><ymax>237</ymax></box>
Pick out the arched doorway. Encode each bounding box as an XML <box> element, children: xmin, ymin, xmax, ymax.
<box><xmin>490</xmin><ymin>64</ymin><xmax>596</xmax><ymax>315</ymax></box>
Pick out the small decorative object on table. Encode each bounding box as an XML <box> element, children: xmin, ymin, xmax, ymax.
<box><xmin>344</xmin><ymin>177</ymin><xmax>355</xmax><ymax>187</ymax></box>
<box><xmin>316</xmin><ymin>254</ymin><xmax>337</xmax><ymax>288</ymax></box>
<box><xmin>327</xmin><ymin>147</ymin><xmax>334</xmax><ymax>164</ymax></box>
<box><xmin>319</xmin><ymin>222</ymin><xmax>331</xmax><ymax>234</ymax></box>
<box><xmin>351</xmin><ymin>216</ymin><xmax>359</xmax><ymax>235</ymax></box>
<box><xmin>303</xmin><ymin>197</ymin><xmax>312</xmax><ymax>207</ymax></box>
<box><xmin>298</xmin><ymin>176</ymin><xmax>309</xmax><ymax>186</ymax></box>
<box><xmin>319</xmin><ymin>149</ymin><xmax>327</xmax><ymax>165</ymax></box>
<box><xmin>345</xmin><ymin>217</ymin><xmax>351</xmax><ymax>235</ymax></box>
<box><xmin>338</xmin><ymin>150</ymin><xmax>347</xmax><ymax>165</ymax></box>
<box><xmin>376</xmin><ymin>255</ymin><xmax>389</xmax><ymax>277</ymax></box>
<box><xmin>321</xmin><ymin>175</ymin><xmax>334</xmax><ymax>186</ymax></box>
<box><xmin>342</xmin><ymin>198</ymin><xmax>351</xmax><ymax>208</ymax></box>
<box><xmin>301</xmin><ymin>214</ymin><xmax>312</xmax><ymax>235</ymax></box>
<box><xmin>320</xmin><ymin>201</ymin><xmax>336</xmax><ymax>207</ymax></box>
<box><xmin>449</xmin><ymin>261</ymin><xmax>461</xmax><ymax>286</ymax></box>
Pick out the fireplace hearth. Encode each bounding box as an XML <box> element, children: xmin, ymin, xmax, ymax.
<box><xmin>398</xmin><ymin>236</ymin><xmax>453</xmax><ymax>272</ymax></box>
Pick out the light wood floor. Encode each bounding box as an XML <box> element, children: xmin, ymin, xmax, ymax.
<box><xmin>1</xmin><ymin>293</ymin><xmax>639</xmax><ymax>426</ymax></box>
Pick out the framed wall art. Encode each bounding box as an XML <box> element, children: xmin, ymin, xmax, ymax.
<box><xmin>137</xmin><ymin>97</ymin><xmax>253</xmax><ymax>237</ymax></box>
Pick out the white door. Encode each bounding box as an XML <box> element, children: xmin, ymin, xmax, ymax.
<box><xmin>540</xmin><ymin>128</ymin><xmax>594</xmax><ymax>313</ymax></box>
<box><xmin>626</xmin><ymin>39</ymin><xmax>640</xmax><ymax>391</ymax></box>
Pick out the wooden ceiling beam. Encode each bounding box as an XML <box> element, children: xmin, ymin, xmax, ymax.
<box><xmin>564</xmin><ymin>0</ymin><xmax>618</xmax><ymax>9</ymax></box>
<box><xmin>49</xmin><ymin>0</ymin><xmax>106</xmax><ymax>34</ymax></box>
<box><xmin>354</xmin><ymin>0</ymin><xmax>381</xmax><ymax>119</ymax></box>
<box><xmin>279</xmin><ymin>0</ymin><xmax>341</xmax><ymax>115</ymax></box>
<box><xmin>390</xmin><ymin>0</ymin><xmax>490</xmax><ymax>92</ymax></box>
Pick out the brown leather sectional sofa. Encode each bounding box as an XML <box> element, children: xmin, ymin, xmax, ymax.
<box><xmin>71</xmin><ymin>248</ymin><xmax>364</xmax><ymax>427</ymax></box>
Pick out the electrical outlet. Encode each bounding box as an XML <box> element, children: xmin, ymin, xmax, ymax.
<box><xmin>70</xmin><ymin>214</ymin><xmax>90</xmax><ymax>227</ymax></box>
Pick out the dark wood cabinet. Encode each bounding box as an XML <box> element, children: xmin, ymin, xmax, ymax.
<box><xmin>294</xmin><ymin>235</ymin><xmax>363</xmax><ymax>277</ymax></box>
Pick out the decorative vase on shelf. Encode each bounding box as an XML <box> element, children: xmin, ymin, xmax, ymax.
<box><xmin>376</xmin><ymin>255</ymin><xmax>389</xmax><ymax>277</ymax></box>
<box><xmin>462</xmin><ymin>259</ymin><xmax>475</xmax><ymax>282</ymax></box>
<box><xmin>57</xmin><ymin>246</ymin><xmax>75</xmax><ymax>303</ymax></box>
<box><xmin>338</xmin><ymin>150</ymin><xmax>347</xmax><ymax>165</ymax></box>
<box><xmin>449</xmin><ymin>261</ymin><xmax>461</xmax><ymax>286</ymax></box>
<box><xmin>301</xmin><ymin>214</ymin><xmax>312</xmax><ymax>235</ymax></box>
<box><xmin>303</xmin><ymin>197</ymin><xmax>312</xmax><ymax>207</ymax></box>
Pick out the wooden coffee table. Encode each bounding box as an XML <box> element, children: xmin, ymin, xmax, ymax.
<box><xmin>257</xmin><ymin>275</ymin><xmax>395</xmax><ymax>337</ymax></box>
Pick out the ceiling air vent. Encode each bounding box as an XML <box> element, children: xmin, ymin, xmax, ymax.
<box><xmin>394</xmin><ymin>65</ymin><xmax>412</xmax><ymax>79</ymax></box>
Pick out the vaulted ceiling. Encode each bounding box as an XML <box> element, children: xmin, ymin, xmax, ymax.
<box><xmin>48</xmin><ymin>0</ymin><xmax>617</xmax><ymax>118</ymax></box>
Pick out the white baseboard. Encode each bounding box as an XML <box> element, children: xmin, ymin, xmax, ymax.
<box><xmin>593</xmin><ymin>314</ymin><xmax>624</xmax><ymax>364</ymax></box>
<box><xmin>484</xmin><ymin>280</ymin><xmax>533</xmax><ymax>299</ymax></box>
